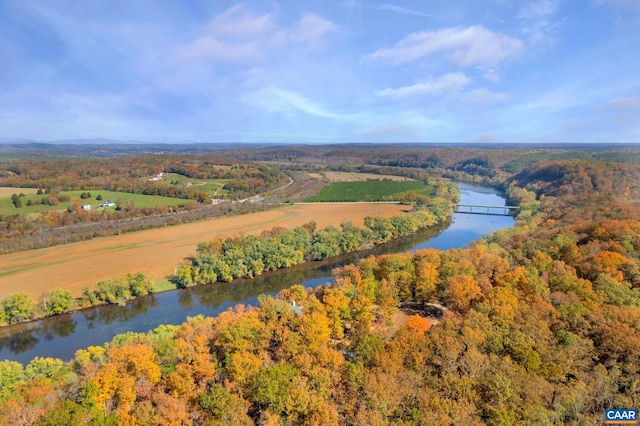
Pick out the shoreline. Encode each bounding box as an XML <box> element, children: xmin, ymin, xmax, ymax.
<box><xmin>0</xmin><ymin>207</ymin><xmax>451</xmax><ymax>330</ymax></box>
<box><xmin>0</xmin><ymin>202</ymin><xmax>409</xmax><ymax>300</ymax></box>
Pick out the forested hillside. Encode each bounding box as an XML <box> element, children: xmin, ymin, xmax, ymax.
<box><xmin>1</xmin><ymin>158</ymin><xmax>639</xmax><ymax>425</ymax></box>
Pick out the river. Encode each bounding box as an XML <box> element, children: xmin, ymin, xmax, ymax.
<box><xmin>0</xmin><ymin>184</ymin><xmax>514</xmax><ymax>364</ymax></box>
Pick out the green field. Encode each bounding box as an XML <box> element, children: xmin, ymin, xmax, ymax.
<box><xmin>163</xmin><ymin>173</ymin><xmax>229</xmax><ymax>198</ymax></box>
<box><xmin>0</xmin><ymin>190</ymin><xmax>190</xmax><ymax>217</ymax></box>
<box><xmin>304</xmin><ymin>180</ymin><xmax>434</xmax><ymax>202</ymax></box>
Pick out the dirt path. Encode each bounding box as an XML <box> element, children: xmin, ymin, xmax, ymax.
<box><xmin>0</xmin><ymin>203</ymin><xmax>408</xmax><ymax>299</ymax></box>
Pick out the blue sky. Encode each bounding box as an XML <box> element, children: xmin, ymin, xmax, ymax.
<box><xmin>1</xmin><ymin>1</ymin><xmax>639</xmax><ymax>143</ymax></box>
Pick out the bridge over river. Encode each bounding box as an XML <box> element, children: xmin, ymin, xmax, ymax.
<box><xmin>455</xmin><ymin>203</ymin><xmax>518</xmax><ymax>216</ymax></box>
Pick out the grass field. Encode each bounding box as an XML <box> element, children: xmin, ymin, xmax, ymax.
<box><xmin>304</xmin><ymin>180</ymin><xmax>434</xmax><ymax>202</ymax></box>
<box><xmin>163</xmin><ymin>173</ymin><xmax>229</xmax><ymax>198</ymax></box>
<box><xmin>307</xmin><ymin>172</ymin><xmax>412</xmax><ymax>182</ymax></box>
<box><xmin>0</xmin><ymin>190</ymin><xmax>189</xmax><ymax>217</ymax></box>
<box><xmin>0</xmin><ymin>203</ymin><xmax>408</xmax><ymax>300</ymax></box>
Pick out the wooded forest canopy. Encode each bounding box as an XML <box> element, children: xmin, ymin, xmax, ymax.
<box><xmin>0</xmin><ymin>147</ymin><xmax>639</xmax><ymax>424</ymax></box>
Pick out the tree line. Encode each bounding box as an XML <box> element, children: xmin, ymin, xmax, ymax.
<box><xmin>174</xmin><ymin>203</ymin><xmax>450</xmax><ymax>288</ymax></box>
<box><xmin>0</xmin><ymin>273</ymin><xmax>157</xmax><ymax>325</ymax></box>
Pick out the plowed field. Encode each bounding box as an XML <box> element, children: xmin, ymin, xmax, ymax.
<box><xmin>0</xmin><ymin>203</ymin><xmax>408</xmax><ymax>299</ymax></box>
<box><xmin>0</xmin><ymin>187</ymin><xmax>38</xmax><ymax>197</ymax></box>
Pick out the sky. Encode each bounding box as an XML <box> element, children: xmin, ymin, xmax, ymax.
<box><xmin>0</xmin><ymin>1</ymin><xmax>639</xmax><ymax>144</ymax></box>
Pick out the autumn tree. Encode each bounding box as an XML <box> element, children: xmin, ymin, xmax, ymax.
<box><xmin>42</xmin><ymin>289</ymin><xmax>73</xmax><ymax>316</ymax></box>
<box><xmin>405</xmin><ymin>315</ymin><xmax>431</xmax><ymax>334</ymax></box>
<box><xmin>2</xmin><ymin>292</ymin><xmax>35</xmax><ymax>323</ymax></box>
<box><xmin>443</xmin><ymin>274</ymin><xmax>482</xmax><ymax>313</ymax></box>
<box><xmin>413</xmin><ymin>248</ymin><xmax>441</xmax><ymax>303</ymax></box>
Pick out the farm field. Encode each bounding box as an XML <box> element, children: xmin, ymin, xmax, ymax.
<box><xmin>163</xmin><ymin>172</ymin><xmax>229</xmax><ymax>198</ymax></box>
<box><xmin>0</xmin><ymin>189</ymin><xmax>190</xmax><ymax>217</ymax></box>
<box><xmin>0</xmin><ymin>202</ymin><xmax>408</xmax><ymax>299</ymax></box>
<box><xmin>304</xmin><ymin>180</ymin><xmax>434</xmax><ymax>202</ymax></box>
<box><xmin>307</xmin><ymin>171</ymin><xmax>413</xmax><ymax>182</ymax></box>
<box><xmin>0</xmin><ymin>187</ymin><xmax>39</xmax><ymax>198</ymax></box>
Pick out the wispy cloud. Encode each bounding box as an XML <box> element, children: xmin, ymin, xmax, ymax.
<box><xmin>352</xmin><ymin>110</ymin><xmax>452</xmax><ymax>142</ymax></box>
<box><xmin>467</xmin><ymin>88</ymin><xmax>509</xmax><ymax>104</ymax></box>
<box><xmin>379</xmin><ymin>4</ymin><xmax>435</xmax><ymax>18</ymax></box>
<box><xmin>242</xmin><ymin>86</ymin><xmax>356</xmax><ymax>121</ymax></box>
<box><xmin>290</xmin><ymin>14</ymin><xmax>339</xmax><ymax>46</ymax></box>
<box><xmin>367</xmin><ymin>25</ymin><xmax>523</xmax><ymax>67</ymax></box>
<box><xmin>376</xmin><ymin>73</ymin><xmax>470</xmax><ymax>99</ymax></box>
<box><xmin>598</xmin><ymin>96</ymin><xmax>639</xmax><ymax>124</ymax></box>
<box><xmin>602</xmin><ymin>96</ymin><xmax>639</xmax><ymax>110</ymax></box>
<box><xmin>518</xmin><ymin>0</ymin><xmax>562</xmax><ymax>45</ymax></box>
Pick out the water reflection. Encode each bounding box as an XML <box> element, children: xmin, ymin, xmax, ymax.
<box><xmin>0</xmin><ymin>314</ymin><xmax>77</xmax><ymax>355</ymax></box>
<box><xmin>44</xmin><ymin>318</ymin><xmax>77</xmax><ymax>339</ymax></box>
<box><xmin>80</xmin><ymin>296</ymin><xmax>159</xmax><ymax>326</ymax></box>
<box><xmin>0</xmin><ymin>184</ymin><xmax>514</xmax><ymax>364</ymax></box>
<box><xmin>0</xmin><ymin>330</ymin><xmax>38</xmax><ymax>354</ymax></box>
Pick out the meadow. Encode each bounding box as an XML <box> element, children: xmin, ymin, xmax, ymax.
<box><xmin>307</xmin><ymin>171</ymin><xmax>412</xmax><ymax>182</ymax></box>
<box><xmin>0</xmin><ymin>189</ymin><xmax>190</xmax><ymax>217</ymax></box>
<box><xmin>162</xmin><ymin>172</ymin><xmax>229</xmax><ymax>198</ymax></box>
<box><xmin>304</xmin><ymin>179</ymin><xmax>434</xmax><ymax>202</ymax></box>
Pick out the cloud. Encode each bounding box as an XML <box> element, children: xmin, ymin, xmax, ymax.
<box><xmin>242</xmin><ymin>86</ymin><xmax>355</xmax><ymax>120</ymax></box>
<box><xmin>376</xmin><ymin>73</ymin><xmax>470</xmax><ymax>99</ymax></box>
<box><xmin>375</xmin><ymin>73</ymin><xmax>508</xmax><ymax>104</ymax></box>
<box><xmin>289</xmin><ymin>14</ymin><xmax>339</xmax><ymax>46</ymax></box>
<box><xmin>206</xmin><ymin>4</ymin><xmax>276</xmax><ymax>37</ymax></box>
<box><xmin>182</xmin><ymin>5</ymin><xmax>337</xmax><ymax>61</ymax></box>
<box><xmin>183</xmin><ymin>36</ymin><xmax>263</xmax><ymax>62</ymax></box>
<box><xmin>520</xmin><ymin>0</ymin><xmax>560</xmax><ymax>21</ymax></box>
<box><xmin>599</xmin><ymin>96</ymin><xmax>639</xmax><ymax>124</ymax></box>
<box><xmin>518</xmin><ymin>0</ymin><xmax>562</xmax><ymax>45</ymax></box>
<box><xmin>602</xmin><ymin>96</ymin><xmax>639</xmax><ymax>109</ymax></box>
<box><xmin>379</xmin><ymin>4</ymin><xmax>435</xmax><ymax>18</ymax></box>
<box><xmin>352</xmin><ymin>109</ymin><xmax>452</xmax><ymax>142</ymax></box>
<box><xmin>468</xmin><ymin>88</ymin><xmax>510</xmax><ymax>103</ymax></box>
<box><xmin>367</xmin><ymin>25</ymin><xmax>523</xmax><ymax>67</ymax></box>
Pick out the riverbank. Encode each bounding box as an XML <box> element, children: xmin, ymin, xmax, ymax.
<box><xmin>0</xmin><ymin>202</ymin><xmax>410</xmax><ymax>301</ymax></box>
<box><xmin>1</xmin><ymin>204</ymin><xmax>448</xmax><ymax>327</ymax></box>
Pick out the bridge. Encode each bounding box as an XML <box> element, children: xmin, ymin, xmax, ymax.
<box><xmin>454</xmin><ymin>204</ymin><xmax>518</xmax><ymax>216</ymax></box>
